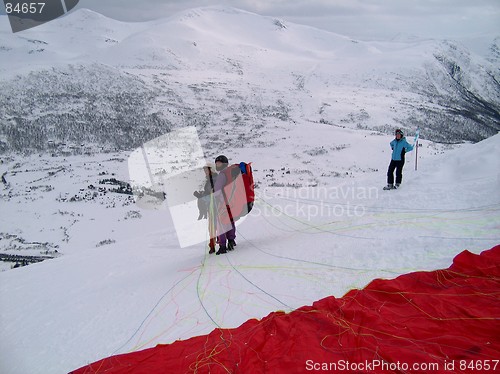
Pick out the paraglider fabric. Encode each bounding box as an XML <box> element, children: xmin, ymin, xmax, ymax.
<box><xmin>71</xmin><ymin>245</ymin><xmax>500</xmax><ymax>374</ymax></box>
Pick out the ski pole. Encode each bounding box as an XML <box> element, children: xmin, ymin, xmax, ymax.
<box><xmin>414</xmin><ymin>128</ymin><xmax>420</xmax><ymax>171</ymax></box>
<box><xmin>415</xmin><ymin>139</ymin><xmax>418</xmax><ymax>171</ymax></box>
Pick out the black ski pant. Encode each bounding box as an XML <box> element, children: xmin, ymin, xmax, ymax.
<box><xmin>387</xmin><ymin>160</ymin><xmax>405</xmax><ymax>185</ymax></box>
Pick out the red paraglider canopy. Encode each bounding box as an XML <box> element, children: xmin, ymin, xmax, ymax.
<box><xmin>71</xmin><ymin>245</ymin><xmax>500</xmax><ymax>374</ymax></box>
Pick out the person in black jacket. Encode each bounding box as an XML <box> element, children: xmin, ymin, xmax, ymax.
<box><xmin>193</xmin><ymin>166</ymin><xmax>218</xmax><ymax>253</ymax></box>
<box><xmin>194</xmin><ymin>166</ymin><xmax>216</xmax><ymax>219</ymax></box>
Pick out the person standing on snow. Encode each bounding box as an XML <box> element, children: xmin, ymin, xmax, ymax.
<box><xmin>193</xmin><ymin>165</ymin><xmax>218</xmax><ymax>254</ymax></box>
<box><xmin>385</xmin><ymin>129</ymin><xmax>414</xmax><ymax>190</ymax></box>
<box><xmin>213</xmin><ymin>155</ymin><xmax>237</xmax><ymax>255</ymax></box>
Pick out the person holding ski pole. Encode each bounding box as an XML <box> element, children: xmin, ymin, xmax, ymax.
<box><xmin>384</xmin><ymin>129</ymin><xmax>414</xmax><ymax>190</ymax></box>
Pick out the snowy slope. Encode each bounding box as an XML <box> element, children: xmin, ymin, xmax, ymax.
<box><xmin>0</xmin><ymin>126</ymin><xmax>498</xmax><ymax>374</ymax></box>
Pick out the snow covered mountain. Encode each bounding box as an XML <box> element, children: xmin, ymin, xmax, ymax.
<box><xmin>0</xmin><ymin>6</ymin><xmax>499</xmax><ymax>374</ymax></box>
<box><xmin>0</xmin><ymin>6</ymin><xmax>499</xmax><ymax>155</ymax></box>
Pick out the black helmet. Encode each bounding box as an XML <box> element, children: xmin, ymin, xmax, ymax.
<box><xmin>395</xmin><ymin>129</ymin><xmax>404</xmax><ymax>137</ymax></box>
<box><xmin>215</xmin><ymin>155</ymin><xmax>228</xmax><ymax>164</ymax></box>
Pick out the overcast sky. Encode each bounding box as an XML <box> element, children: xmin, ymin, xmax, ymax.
<box><xmin>73</xmin><ymin>0</ymin><xmax>500</xmax><ymax>39</ymax></box>
<box><xmin>2</xmin><ymin>0</ymin><xmax>499</xmax><ymax>39</ymax></box>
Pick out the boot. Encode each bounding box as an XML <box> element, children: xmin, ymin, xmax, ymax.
<box><xmin>228</xmin><ymin>239</ymin><xmax>236</xmax><ymax>251</ymax></box>
<box><xmin>208</xmin><ymin>245</ymin><xmax>215</xmax><ymax>254</ymax></box>
<box><xmin>216</xmin><ymin>246</ymin><xmax>227</xmax><ymax>255</ymax></box>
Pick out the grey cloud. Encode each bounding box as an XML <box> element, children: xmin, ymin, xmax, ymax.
<box><xmin>71</xmin><ymin>0</ymin><xmax>499</xmax><ymax>21</ymax></box>
<box><xmin>2</xmin><ymin>0</ymin><xmax>498</xmax><ymax>38</ymax></box>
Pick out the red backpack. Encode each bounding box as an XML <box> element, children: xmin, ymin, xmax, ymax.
<box><xmin>218</xmin><ymin>162</ymin><xmax>254</xmax><ymax>224</ymax></box>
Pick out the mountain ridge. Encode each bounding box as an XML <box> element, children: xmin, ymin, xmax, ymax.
<box><xmin>0</xmin><ymin>6</ymin><xmax>498</xmax><ymax>154</ymax></box>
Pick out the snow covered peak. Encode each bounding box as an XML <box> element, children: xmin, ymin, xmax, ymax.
<box><xmin>174</xmin><ymin>5</ymin><xmax>258</xmax><ymax>19</ymax></box>
<box><xmin>61</xmin><ymin>8</ymin><xmax>114</xmax><ymax>22</ymax></box>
